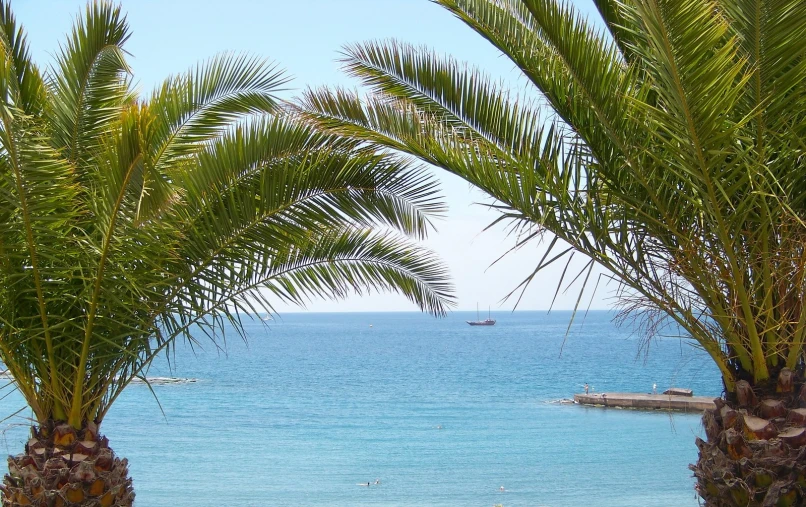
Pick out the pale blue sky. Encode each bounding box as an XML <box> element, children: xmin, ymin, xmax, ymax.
<box><xmin>14</xmin><ymin>0</ymin><xmax>610</xmax><ymax>313</ymax></box>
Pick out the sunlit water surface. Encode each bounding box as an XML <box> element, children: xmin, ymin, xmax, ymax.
<box><xmin>1</xmin><ymin>311</ymin><xmax>720</xmax><ymax>506</ymax></box>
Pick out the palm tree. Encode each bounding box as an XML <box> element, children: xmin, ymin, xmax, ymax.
<box><xmin>297</xmin><ymin>0</ymin><xmax>806</xmax><ymax>504</ymax></box>
<box><xmin>0</xmin><ymin>3</ymin><xmax>453</xmax><ymax>506</ymax></box>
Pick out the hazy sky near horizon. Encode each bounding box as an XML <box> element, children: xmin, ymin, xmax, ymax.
<box><xmin>15</xmin><ymin>0</ymin><xmax>613</xmax><ymax>313</ymax></box>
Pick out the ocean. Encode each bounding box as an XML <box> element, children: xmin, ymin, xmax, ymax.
<box><xmin>0</xmin><ymin>310</ymin><xmax>720</xmax><ymax>506</ymax></box>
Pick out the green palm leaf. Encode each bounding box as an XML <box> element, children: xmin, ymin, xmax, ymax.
<box><xmin>0</xmin><ymin>0</ymin><xmax>454</xmax><ymax>442</ymax></box>
<box><xmin>298</xmin><ymin>0</ymin><xmax>806</xmax><ymax>394</ymax></box>
<box><xmin>47</xmin><ymin>1</ymin><xmax>130</xmax><ymax>165</ymax></box>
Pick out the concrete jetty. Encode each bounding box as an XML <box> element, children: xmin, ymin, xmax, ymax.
<box><xmin>574</xmin><ymin>392</ymin><xmax>717</xmax><ymax>412</ymax></box>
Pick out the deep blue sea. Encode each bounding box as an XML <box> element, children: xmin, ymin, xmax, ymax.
<box><xmin>1</xmin><ymin>311</ymin><xmax>721</xmax><ymax>506</ymax></box>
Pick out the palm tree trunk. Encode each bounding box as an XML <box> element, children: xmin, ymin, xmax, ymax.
<box><xmin>692</xmin><ymin>369</ymin><xmax>806</xmax><ymax>506</ymax></box>
<box><xmin>1</xmin><ymin>421</ymin><xmax>133</xmax><ymax>507</ymax></box>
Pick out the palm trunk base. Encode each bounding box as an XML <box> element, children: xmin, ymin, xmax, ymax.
<box><xmin>692</xmin><ymin>386</ymin><xmax>806</xmax><ymax>506</ymax></box>
<box><xmin>1</xmin><ymin>421</ymin><xmax>133</xmax><ymax>507</ymax></box>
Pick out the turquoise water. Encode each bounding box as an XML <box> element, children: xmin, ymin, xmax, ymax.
<box><xmin>1</xmin><ymin>311</ymin><xmax>720</xmax><ymax>506</ymax></box>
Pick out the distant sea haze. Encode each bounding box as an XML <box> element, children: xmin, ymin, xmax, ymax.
<box><xmin>1</xmin><ymin>311</ymin><xmax>720</xmax><ymax>506</ymax></box>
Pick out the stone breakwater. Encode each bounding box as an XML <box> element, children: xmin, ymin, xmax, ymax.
<box><xmin>574</xmin><ymin>392</ymin><xmax>717</xmax><ymax>412</ymax></box>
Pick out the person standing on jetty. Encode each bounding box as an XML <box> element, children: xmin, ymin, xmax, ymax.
<box><xmin>584</xmin><ymin>383</ymin><xmax>589</xmax><ymax>394</ymax></box>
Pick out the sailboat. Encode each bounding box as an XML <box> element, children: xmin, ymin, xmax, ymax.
<box><xmin>467</xmin><ymin>304</ymin><xmax>496</xmax><ymax>326</ymax></box>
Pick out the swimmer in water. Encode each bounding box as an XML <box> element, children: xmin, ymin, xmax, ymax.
<box><xmin>374</xmin><ymin>479</ymin><xmax>381</xmax><ymax>485</ymax></box>
<box><xmin>499</xmin><ymin>486</ymin><xmax>505</xmax><ymax>492</ymax></box>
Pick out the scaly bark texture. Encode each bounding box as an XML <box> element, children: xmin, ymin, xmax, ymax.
<box><xmin>1</xmin><ymin>421</ymin><xmax>133</xmax><ymax>507</ymax></box>
<box><xmin>692</xmin><ymin>369</ymin><xmax>806</xmax><ymax>506</ymax></box>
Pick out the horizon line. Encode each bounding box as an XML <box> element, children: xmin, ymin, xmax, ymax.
<box><xmin>247</xmin><ymin>308</ymin><xmax>615</xmax><ymax>315</ymax></box>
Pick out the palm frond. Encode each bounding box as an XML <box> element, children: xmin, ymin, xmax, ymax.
<box><xmin>340</xmin><ymin>40</ymin><xmax>552</xmax><ymax>167</ymax></box>
<box><xmin>592</xmin><ymin>0</ymin><xmax>642</xmax><ymax>63</ymax></box>
<box><xmin>435</xmin><ymin>0</ymin><xmax>641</xmax><ymax>166</ymax></box>
<box><xmin>148</xmin><ymin>53</ymin><xmax>288</xmax><ymax>171</ymax></box>
<box><xmin>178</xmin><ymin>115</ymin><xmax>444</xmax><ymax>241</ymax></box>
<box><xmin>258</xmin><ymin>228</ymin><xmax>453</xmax><ymax>314</ymax></box>
<box><xmin>47</xmin><ymin>1</ymin><xmax>131</xmax><ymax>165</ymax></box>
<box><xmin>0</xmin><ymin>3</ymin><xmax>455</xmax><ymax>430</ymax></box>
<box><xmin>297</xmin><ymin>0</ymin><xmax>806</xmax><ymax>390</ymax></box>
<box><xmin>0</xmin><ymin>0</ymin><xmax>47</xmax><ymax>117</ymax></box>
